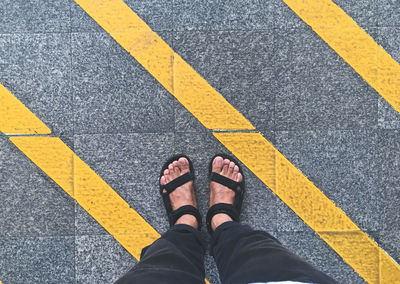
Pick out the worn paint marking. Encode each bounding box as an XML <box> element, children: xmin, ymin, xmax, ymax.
<box><xmin>10</xmin><ymin>136</ymin><xmax>160</xmax><ymax>259</ymax></box>
<box><xmin>74</xmin><ymin>0</ymin><xmax>400</xmax><ymax>282</ymax></box>
<box><xmin>74</xmin><ymin>0</ymin><xmax>254</xmax><ymax>131</ymax></box>
<box><xmin>0</xmin><ymin>84</ymin><xmax>51</xmax><ymax>134</ymax></box>
<box><xmin>282</xmin><ymin>0</ymin><xmax>400</xmax><ymax>114</ymax></box>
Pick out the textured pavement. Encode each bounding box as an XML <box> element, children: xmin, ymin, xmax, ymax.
<box><xmin>0</xmin><ymin>0</ymin><xmax>399</xmax><ymax>283</ymax></box>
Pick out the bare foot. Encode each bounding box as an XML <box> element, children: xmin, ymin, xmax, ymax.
<box><xmin>209</xmin><ymin>156</ymin><xmax>242</xmax><ymax>231</ymax></box>
<box><xmin>160</xmin><ymin>157</ymin><xmax>198</xmax><ymax>229</ymax></box>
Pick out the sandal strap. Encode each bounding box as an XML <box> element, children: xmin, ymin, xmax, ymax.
<box><xmin>169</xmin><ymin>205</ymin><xmax>202</xmax><ymax>229</ymax></box>
<box><xmin>210</xmin><ymin>172</ymin><xmax>240</xmax><ymax>192</ymax></box>
<box><xmin>161</xmin><ymin>172</ymin><xmax>195</xmax><ymax>194</ymax></box>
<box><xmin>206</xmin><ymin>203</ymin><xmax>240</xmax><ymax>233</ymax></box>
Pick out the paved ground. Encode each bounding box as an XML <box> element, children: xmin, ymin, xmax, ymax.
<box><xmin>0</xmin><ymin>0</ymin><xmax>399</xmax><ymax>283</ymax></box>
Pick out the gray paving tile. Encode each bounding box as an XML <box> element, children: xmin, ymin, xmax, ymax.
<box><xmin>378</xmin><ymin>230</ymin><xmax>400</xmax><ymax>263</ymax></box>
<box><xmin>275</xmin><ymin>130</ymin><xmax>381</xmax><ymax>231</ymax></box>
<box><xmin>376</xmin><ymin>0</ymin><xmax>400</xmax><ymax>27</ymax></box>
<box><xmin>378</xmin><ymin>130</ymin><xmax>400</xmax><ymax>230</ymax></box>
<box><xmin>175</xmin><ymin>102</ymin><xmax>207</xmax><ymax>132</ymax></box>
<box><xmin>173</xmin><ymin>31</ymin><xmax>275</xmax><ymax>132</ymax></box>
<box><xmin>0</xmin><ymin>36</ymin><xmax>11</xmax><ymax>68</ymax></box>
<box><xmin>74</xmin><ymin>133</ymin><xmax>175</xmax><ymax>234</ymax></box>
<box><xmin>0</xmin><ymin>136</ymin><xmax>75</xmax><ymax>237</ymax></box>
<box><xmin>0</xmin><ymin>181</ymin><xmax>74</xmax><ymax>237</ymax></box>
<box><xmin>0</xmin><ymin>135</ymin><xmax>69</xmax><ymax>189</ymax></box>
<box><xmin>71</xmin><ymin>0</ymin><xmax>173</xmax><ymax>32</ymax></box>
<box><xmin>240</xmin><ymin>167</ymin><xmax>280</xmax><ymax>233</ymax></box>
<box><xmin>333</xmin><ymin>0</ymin><xmax>377</xmax><ymax>29</ymax></box>
<box><xmin>376</xmin><ymin>27</ymin><xmax>400</xmax><ymax>129</ymax></box>
<box><xmin>0</xmin><ymin>236</ymin><xmax>75</xmax><ymax>284</ymax></box>
<box><xmin>205</xmin><ymin>253</ymin><xmax>221</xmax><ymax>284</ymax></box>
<box><xmin>271</xmin><ymin>0</ymin><xmax>305</xmax><ymax>29</ymax></box>
<box><xmin>72</xmin><ymin>32</ymin><xmax>174</xmax><ymax>134</ymax></box>
<box><xmin>377</xmin><ymin>27</ymin><xmax>400</xmax><ymax>63</ymax></box>
<box><xmin>76</xmin><ymin>235</ymin><xmax>135</xmax><ymax>284</ymax></box>
<box><xmin>0</xmin><ymin>33</ymin><xmax>72</xmax><ymax>136</ymax></box>
<box><xmin>276</xmin><ymin>231</ymin><xmax>366</xmax><ymax>283</ymax></box>
<box><xmin>274</xmin><ymin>28</ymin><xmax>378</xmax><ymax>131</ymax></box>
<box><xmin>0</xmin><ymin>135</ymin><xmax>38</xmax><ymax>185</ymax></box>
<box><xmin>0</xmin><ymin>0</ymin><xmax>70</xmax><ymax>33</ymax></box>
<box><xmin>378</xmin><ymin>97</ymin><xmax>400</xmax><ymax>129</ymax></box>
<box><xmin>276</xmin><ymin>197</ymin><xmax>310</xmax><ymax>232</ymax></box>
<box><xmin>75</xmin><ymin>202</ymin><xmax>108</xmax><ymax>236</ymax></box>
<box><xmin>173</xmin><ymin>0</ymin><xmax>275</xmax><ymax>30</ymax></box>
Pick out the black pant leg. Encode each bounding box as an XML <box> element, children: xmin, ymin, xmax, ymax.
<box><xmin>211</xmin><ymin>221</ymin><xmax>337</xmax><ymax>284</ymax></box>
<box><xmin>116</xmin><ymin>224</ymin><xmax>206</xmax><ymax>284</ymax></box>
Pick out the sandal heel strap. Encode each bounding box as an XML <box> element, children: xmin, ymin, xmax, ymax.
<box><xmin>206</xmin><ymin>203</ymin><xmax>239</xmax><ymax>233</ymax></box>
<box><xmin>169</xmin><ymin>205</ymin><xmax>202</xmax><ymax>229</ymax></box>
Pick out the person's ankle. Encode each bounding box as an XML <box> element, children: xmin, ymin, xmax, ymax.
<box><xmin>175</xmin><ymin>214</ymin><xmax>199</xmax><ymax>230</ymax></box>
<box><xmin>211</xmin><ymin>213</ymin><xmax>233</xmax><ymax>231</ymax></box>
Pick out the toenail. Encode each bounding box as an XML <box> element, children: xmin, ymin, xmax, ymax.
<box><xmin>180</xmin><ymin>159</ymin><xmax>185</xmax><ymax>165</ymax></box>
<box><xmin>216</xmin><ymin>158</ymin><xmax>222</xmax><ymax>166</ymax></box>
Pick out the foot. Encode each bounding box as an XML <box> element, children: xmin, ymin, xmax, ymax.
<box><xmin>209</xmin><ymin>156</ymin><xmax>243</xmax><ymax>231</ymax></box>
<box><xmin>160</xmin><ymin>157</ymin><xmax>199</xmax><ymax>229</ymax></box>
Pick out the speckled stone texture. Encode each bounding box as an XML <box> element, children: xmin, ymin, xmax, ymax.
<box><xmin>275</xmin><ymin>130</ymin><xmax>381</xmax><ymax>232</ymax></box>
<box><xmin>1</xmin><ymin>0</ymin><xmax>399</xmax><ymax>283</ymax></box>
<box><xmin>274</xmin><ymin>27</ymin><xmax>379</xmax><ymax>131</ymax></box>
<box><xmin>75</xmin><ymin>235</ymin><xmax>135</xmax><ymax>284</ymax></box>
<box><xmin>0</xmin><ymin>236</ymin><xmax>75</xmax><ymax>283</ymax></box>
<box><xmin>172</xmin><ymin>30</ymin><xmax>276</xmax><ymax>133</ymax></box>
<box><xmin>0</xmin><ymin>33</ymin><xmax>73</xmax><ymax>136</ymax></box>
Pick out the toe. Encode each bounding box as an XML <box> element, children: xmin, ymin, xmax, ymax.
<box><xmin>212</xmin><ymin>156</ymin><xmax>223</xmax><ymax>173</ymax></box>
<box><xmin>160</xmin><ymin>176</ymin><xmax>166</xmax><ymax>185</ymax></box>
<box><xmin>232</xmin><ymin>165</ymin><xmax>239</xmax><ymax>180</ymax></box>
<box><xmin>228</xmin><ymin>161</ymin><xmax>235</xmax><ymax>175</ymax></box>
<box><xmin>178</xmin><ymin>157</ymin><xmax>190</xmax><ymax>173</ymax></box>
<box><xmin>222</xmin><ymin>159</ymin><xmax>230</xmax><ymax>175</ymax></box>
<box><xmin>172</xmin><ymin>161</ymin><xmax>181</xmax><ymax>176</ymax></box>
<box><xmin>236</xmin><ymin>172</ymin><xmax>243</xmax><ymax>183</ymax></box>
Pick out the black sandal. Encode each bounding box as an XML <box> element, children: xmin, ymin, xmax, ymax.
<box><xmin>206</xmin><ymin>153</ymin><xmax>245</xmax><ymax>233</ymax></box>
<box><xmin>159</xmin><ymin>155</ymin><xmax>202</xmax><ymax>230</ymax></box>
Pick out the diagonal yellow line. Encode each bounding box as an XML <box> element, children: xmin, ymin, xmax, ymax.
<box><xmin>0</xmin><ymin>81</ymin><xmax>161</xmax><ymax>260</ymax></box>
<box><xmin>0</xmin><ymin>84</ymin><xmax>51</xmax><ymax>134</ymax></box>
<box><xmin>9</xmin><ymin>136</ymin><xmax>160</xmax><ymax>259</ymax></box>
<box><xmin>74</xmin><ymin>0</ymin><xmax>254</xmax><ymax>131</ymax></box>
<box><xmin>74</xmin><ymin>0</ymin><xmax>400</xmax><ymax>282</ymax></box>
<box><xmin>282</xmin><ymin>0</ymin><xmax>400</xmax><ymax>114</ymax></box>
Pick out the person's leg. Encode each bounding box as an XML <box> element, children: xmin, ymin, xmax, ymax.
<box><xmin>211</xmin><ymin>221</ymin><xmax>336</xmax><ymax>284</ymax></box>
<box><xmin>116</xmin><ymin>224</ymin><xmax>205</xmax><ymax>284</ymax></box>
<box><xmin>207</xmin><ymin>156</ymin><xmax>337</xmax><ymax>284</ymax></box>
<box><xmin>116</xmin><ymin>156</ymin><xmax>205</xmax><ymax>284</ymax></box>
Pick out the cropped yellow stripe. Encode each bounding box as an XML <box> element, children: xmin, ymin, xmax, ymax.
<box><xmin>214</xmin><ymin>132</ymin><xmax>400</xmax><ymax>283</ymax></box>
<box><xmin>0</xmin><ymin>84</ymin><xmax>51</xmax><ymax>134</ymax></box>
<box><xmin>74</xmin><ymin>0</ymin><xmax>254</xmax><ymax>131</ymax></box>
<box><xmin>10</xmin><ymin>136</ymin><xmax>160</xmax><ymax>259</ymax></box>
<box><xmin>283</xmin><ymin>0</ymin><xmax>400</xmax><ymax>114</ymax></box>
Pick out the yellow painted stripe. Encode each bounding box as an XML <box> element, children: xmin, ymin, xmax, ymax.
<box><xmin>282</xmin><ymin>0</ymin><xmax>400</xmax><ymax>114</ymax></box>
<box><xmin>0</xmin><ymin>84</ymin><xmax>51</xmax><ymax>134</ymax></box>
<box><xmin>9</xmin><ymin>136</ymin><xmax>160</xmax><ymax>259</ymax></box>
<box><xmin>73</xmin><ymin>0</ymin><xmax>254</xmax><ymax>131</ymax></box>
<box><xmin>74</xmin><ymin>0</ymin><xmax>400</xmax><ymax>282</ymax></box>
<box><xmin>214</xmin><ymin>132</ymin><xmax>400</xmax><ymax>283</ymax></box>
